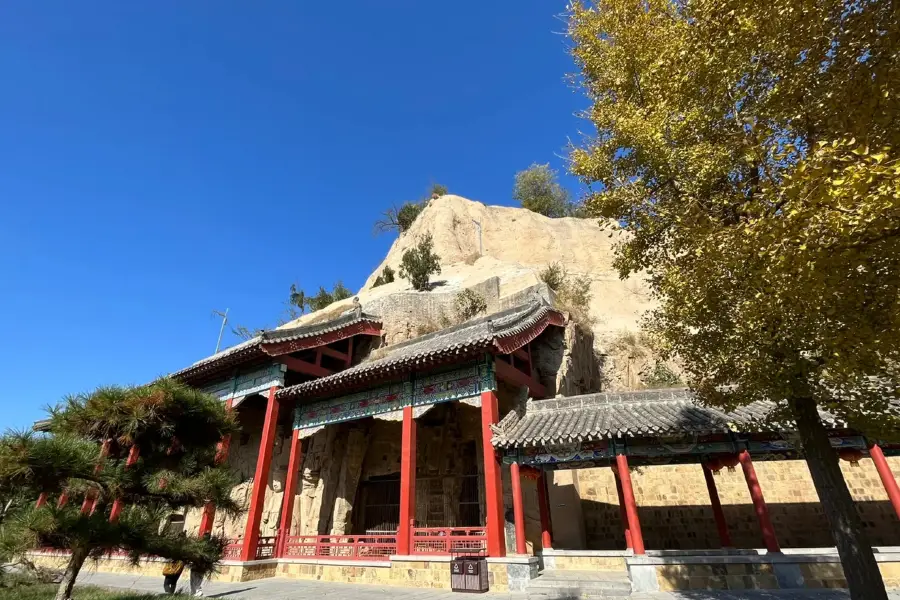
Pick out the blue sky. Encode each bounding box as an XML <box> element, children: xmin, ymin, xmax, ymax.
<box><xmin>0</xmin><ymin>2</ymin><xmax>586</xmax><ymax>430</ymax></box>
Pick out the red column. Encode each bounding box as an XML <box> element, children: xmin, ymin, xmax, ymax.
<box><xmin>869</xmin><ymin>443</ymin><xmax>900</xmax><ymax>520</ymax></box>
<box><xmin>738</xmin><ymin>450</ymin><xmax>780</xmax><ymax>553</ymax></box>
<box><xmin>510</xmin><ymin>463</ymin><xmax>526</xmax><ymax>554</ymax></box>
<box><xmin>397</xmin><ymin>406</ymin><xmax>417</xmax><ymax>555</ymax></box>
<box><xmin>481</xmin><ymin>390</ymin><xmax>506</xmax><ymax>557</ymax></box>
<box><xmin>536</xmin><ymin>471</ymin><xmax>553</xmax><ymax>550</ymax></box>
<box><xmin>613</xmin><ymin>469</ymin><xmax>633</xmax><ymax>550</ymax></box>
<box><xmin>81</xmin><ymin>439</ymin><xmax>111</xmax><ymax>515</ymax></box>
<box><xmin>109</xmin><ymin>445</ymin><xmax>141</xmax><ymax>522</ymax></box>
<box><xmin>240</xmin><ymin>387</ymin><xmax>281</xmax><ymax>561</ymax></box>
<box><xmin>702</xmin><ymin>462</ymin><xmax>732</xmax><ymax>548</ymax></box>
<box><xmin>199</xmin><ymin>398</ymin><xmax>235</xmax><ymax>537</ymax></box>
<box><xmin>276</xmin><ymin>428</ymin><xmax>304</xmax><ymax>557</ymax></box>
<box><xmin>615</xmin><ymin>454</ymin><xmax>644</xmax><ymax>554</ymax></box>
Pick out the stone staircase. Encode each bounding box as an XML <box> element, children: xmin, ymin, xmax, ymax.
<box><xmin>525</xmin><ymin>570</ymin><xmax>632</xmax><ymax>599</ymax></box>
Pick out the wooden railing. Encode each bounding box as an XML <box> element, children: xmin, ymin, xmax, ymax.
<box><xmin>281</xmin><ymin>534</ymin><xmax>397</xmax><ymax>560</ymax></box>
<box><xmin>410</xmin><ymin>527</ymin><xmax>487</xmax><ymax>555</ymax></box>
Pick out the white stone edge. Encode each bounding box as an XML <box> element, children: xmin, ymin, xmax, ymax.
<box><xmin>540</xmin><ymin>549</ymin><xmax>633</xmax><ymax>558</ymax></box>
<box><xmin>390</xmin><ymin>554</ymin><xmax>452</xmax><ymax>562</ymax></box>
<box><xmin>627</xmin><ymin>550</ymin><xmax>900</xmax><ymax>566</ymax></box>
<box><xmin>485</xmin><ymin>556</ymin><xmax>540</xmax><ymax>565</ymax></box>
<box><xmin>220</xmin><ymin>559</ymin><xmax>279</xmax><ymax>567</ymax></box>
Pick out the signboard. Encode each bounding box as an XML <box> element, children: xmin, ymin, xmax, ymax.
<box><xmin>293</xmin><ymin>357</ymin><xmax>495</xmax><ymax>430</ymax></box>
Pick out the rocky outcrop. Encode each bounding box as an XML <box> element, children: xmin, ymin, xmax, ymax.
<box><xmin>280</xmin><ymin>195</ymin><xmax>656</xmax><ymax>388</ymax></box>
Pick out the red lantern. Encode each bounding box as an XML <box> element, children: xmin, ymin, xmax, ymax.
<box><xmin>721</xmin><ymin>453</ymin><xmax>740</xmax><ymax>470</ymax></box>
<box><xmin>705</xmin><ymin>457</ymin><xmax>723</xmax><ymax>472</ymax></box>
<box><xmin>838</xmin><ymin>448</ymin><xmax>864</xmax><ymax>464</ymax></box>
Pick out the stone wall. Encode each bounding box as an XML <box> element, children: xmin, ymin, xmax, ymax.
<box><xmin>567</xmin><ymin>457</ymin><xmax>900</xmax><ymax>551</ymax></box>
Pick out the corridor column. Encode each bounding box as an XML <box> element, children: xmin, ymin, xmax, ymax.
<box><xmin>481</xmin><ymin>390</ymin><xmax>506</xmax><ymax>557</ymax></box>
<box><xmin>537</xmin><ymin>471</ymin><xmax>553</xmax><ymax>550</ymax></box>
<box><xmin>702</xmin><ymin>462</ymin><xmax>732</xmax><ymax>548</ymax></box>
<box><xmin>738</xmin><ymin>450</ymin><xmax>780</xmax><ymax>553</ymax></box>
<box><xmin>199</xmin><ymin>398</ymin><xmax>234</xmax><ymax>537</ymax></box>
<box><xmin>397</xmin><ymin>406</ymin><xmax>417</xmax><ymax>555</ymax></box>
<box><xmin>240</xmin><ymin>387</ymin><xmax>281</xmax><ymax>561</ymax></box>
<box><xmin>276</xmin><ymin>428</ymin><xmax>304</xmax><ymax>557</ymax></box>
<box><xmin>615</xmin><ymin>454</ymin><xmax>644</xmax><ymax>554</ymax></box>
<box><xmin>613</xmin><ymin>469</ymin><xmax>633</xmax><ymax>550</ymax></box>
<box><xmin>510</xmin><ymin>463</ymin><xmax>526</xmax><ymax>554</ymax></box>
<box><xmin>869</xmin><ymin>443</ymin><xmax>900</xmax><ymax>520</ymax></box>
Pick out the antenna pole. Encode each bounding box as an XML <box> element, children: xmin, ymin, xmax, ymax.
<box><xmin>215</xmin><ymin>308</ymin><xmax>229</xmax><ymax>354</ymax></box>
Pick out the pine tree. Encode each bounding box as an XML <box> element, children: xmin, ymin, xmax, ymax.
<box><xmin>0</xmin><ymin>379</ymin><xmax>240</xmax><ymax>600</ymax></box>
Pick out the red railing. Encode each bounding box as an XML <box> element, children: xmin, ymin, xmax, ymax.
<box><xmin>411</xmin><ymin>527</ymin><xmax>487</xmax><ymax>555</ymax></box>
<box><xmin>223</xmin><ymin>540</ymin><xmax>243</xmax><ymax>560</ymax></box>
<box><xmin>281</xmin><ymin>534</ymin><xmax>397</xmax><ymax>560</ymax></box>
<box><xmin>255</xmin><ymin>536</ymin><xmax>277</xmax><ymax>559</ymax></box>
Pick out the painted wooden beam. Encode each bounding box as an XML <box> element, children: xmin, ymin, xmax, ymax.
<box><xmin>318</xmin><ymin>345</ymin><xmax>351</xmax><ymax>363</ymax></box>
<box><xmin>278</xmin><ymin>356</ymin><xmax>333</xmax><ymax>378</ymax></box>
<box><xmin>494</xmin><ymin>357</ymin><xmax>547</xmax><ymax>399</ymax></box>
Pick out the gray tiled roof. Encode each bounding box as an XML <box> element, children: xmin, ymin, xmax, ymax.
<box><xmin>277</xmin><ymin>298</ymin><xmax>564</xmax><ymax>400</ymax></box>
<box><xmin>491</xmin><ymin>388</ymin><xmax>844</xmax><ymax>448</ymax></box>
<box><xmin>172</xmin><ymin>311</ymin><xmax>381</xmax><ymax>381</ymax></box>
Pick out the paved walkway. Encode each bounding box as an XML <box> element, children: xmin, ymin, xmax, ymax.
<box><xmin>76</xmin><ymin>570</ymin><xmax>900</xmax><ymax>599</ymax></box>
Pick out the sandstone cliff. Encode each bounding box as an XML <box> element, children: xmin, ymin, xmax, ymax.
<box><xmin>282</xmin><ymin>195</ymin><xmax>663</xmax><ymax>390</ymax></box>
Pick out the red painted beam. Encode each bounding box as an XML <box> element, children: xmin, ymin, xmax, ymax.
<box><xmin>739</xmin><ymin>450</ymin><xmax>780</xmax><ymax>552</ymax></box>
<box><xmin>512</xmin><ymin>348</ymin><xmax>530</xmax><ymax>362</ymax></box>
<box><xmin>869</xmin><ymin>444</ymin><xmax>900</xmax><ymax>520</ymax></box>
<box><xmin>318</xmin><ymin>345</ymin><xmax>350</xmax><ymax>363</ymax></box>
<box><xmin>240</xmin><ymin>386</ymin><xmax>281</xmax><ymax>561</ymax></box>
<box><xmin>276</xmin><ymin>429</ymin><xmax>304</xmax><ymax>557</ymax></box>
<box><xmin>481</xmin><ymin>390</ymin><xmax>506</xmax><ymax>557</ymax></box>
<box><xmin>397</xmin><ymin>406</ymin><xmax>417</xmax><ymax>555</ymax></box>
<box><xmin>278</xmin><ymin>356</ymin><xmax>333</xmax><ymax>378</ymax></box>
<box><xmin>494</xmin><ymin>357</ymin><xmax>547</xmax><ymax>399</ymax></box>
<box><xmin>262</xmin><ymin>322</ymin><xmax>382</xmax><ymax>356</ymax></box>
<box><xmin>616</xmin><ymin>454</ymin><xmax>644</xmax><ymax>554</ymax></box>
<box><xmin>702</xmin><ymin>462</ymin><xmax>732</xmax><ymax>548</ymax></box>
<box><xmin>537</xmin><ymin>471</ymin><xmax>553</xmax><ymax>550</ymax></box>
<box><xmin>510</xmin><ymin>463</ymin><xmax>526</xmax><ymax>554</ymax></box>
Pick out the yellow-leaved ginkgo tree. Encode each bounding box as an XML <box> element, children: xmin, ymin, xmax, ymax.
<box><xmin>568</xmin><ymin>0</ymin><xmax>899</xmax><ymax>597</ymax></box>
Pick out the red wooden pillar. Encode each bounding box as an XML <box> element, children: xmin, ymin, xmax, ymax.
<box><xmin>481</xmin><ymin>390</ymin><xmax>506</xmax><ymax>557</ymax></box>
<box><xmin>109</xmin><ymin>445</ymin><xmax>141</xmax><ymax>522</ymax></box>
<box><xmin>240</xmin><ymin>387</ymin><xmax>281</xmax><ymax>561</ymax></box>
<box><xmin>738</xmin><ymin>450</ymin><xmax>780</xmax><ymax>553</ymax></box>
<box><xmin>276</xmin><ymin>428</ymin><xmax>304</xmax><ymax>557</ymax></box>
<box><xmin>81</xmin><ymin>439</ymin><xmax>111</xmax><ymax>515</ymax></box>
<box><xmin>199</xmin><ymin>398</ymin><xmax>235</xmax><ymax>537</ymax></box>
<box><xmin>702</xmin><ymin>462</ymin><xmax>732</xmax><ymax>548</ymax></box>
<box><xmin>397</xmin><ymin>406</ymin><xmax>417</xmax><ymax>555</ymax></box>
<box><xmin>613</xmin><ymin>469</ymin><xmax>633</xmax><ymax>550</ymax></box>
<box><xmin>615</xmin><ymin>454</ymin><xmax>644</xmax><ymax>554</ymax></box>
<box><xmin>510</xmin><ymin>463</ymin><xmax>526</xmax><ymax>554</ymax></box>
<box><xmin>536</xmin><ymin>471</ymin><xmax>553</xmax><ymax>550</ymax></box>
<box><xmin>869</xmin><ymin>443</ymin><xmax>900</xmax><ymax>520</ymax></box>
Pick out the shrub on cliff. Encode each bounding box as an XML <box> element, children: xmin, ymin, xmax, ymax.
<box><xmin>454</xmin><ymin>289</ymin><xmax>487</xmax><ymax>322</ymax></box>
<box><xmin>513</xmin><ymin>164</ymin><xmax>573</xmax><ymax>218</ymax></box>
<box><xmin>399</xmin><ymin>233</ymin><xmax>441</xmax><ymax>292</ymax></box>
<box><xmin>539</xmin><ymin>262</ymin><xmax>593</xmax><ymax>326</ymax></box>
<box><xmin>372</xmin><ymin>265</ymin><xmax>396</xmax><ymax>288</ymax></box>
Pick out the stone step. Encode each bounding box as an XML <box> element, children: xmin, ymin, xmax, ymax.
<box><xmin>526</xmin><ymin>570</ymin><xmax>632</xmax><ymax>599</ymax></box>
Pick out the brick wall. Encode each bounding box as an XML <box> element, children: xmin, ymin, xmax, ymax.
<box><xmin>568</xmin><ymin>457</ymin><xmax>900</xmax><ymax>550</ymax></box>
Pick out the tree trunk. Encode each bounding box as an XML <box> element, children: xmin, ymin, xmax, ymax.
<box><xmin>55</xmin><ymin>547</ymin><xmax>88</xmax><ymax>600</ymax></box>
<box><xmin>791</xmin><ymin>395</ymin><xmax>887</xmax><ymax>600</ymax></box>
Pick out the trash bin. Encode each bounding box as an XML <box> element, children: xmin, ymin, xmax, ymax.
<box><xmin>450</xmin><ymin>551</ymin><xmax>489</xmax><ymax>593</ymax></box>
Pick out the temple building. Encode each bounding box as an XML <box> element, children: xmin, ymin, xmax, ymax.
<box><xmin>28</xmin><ymin>289</ymin><xmax>900</xmax><ymax>593</ymax></box>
